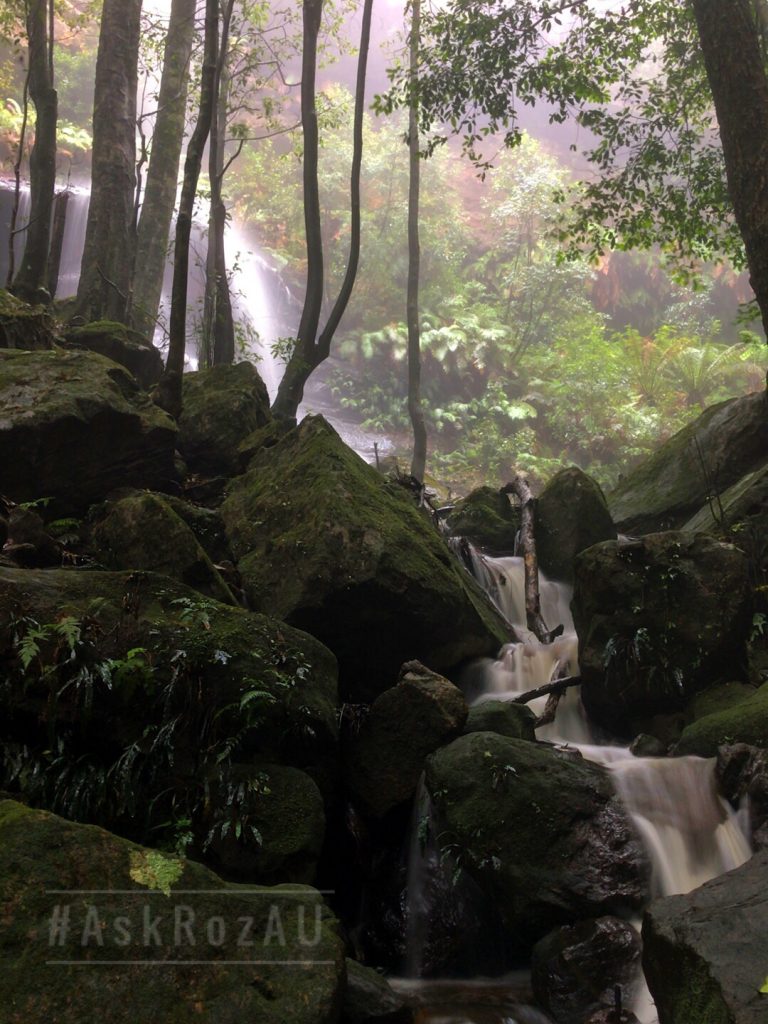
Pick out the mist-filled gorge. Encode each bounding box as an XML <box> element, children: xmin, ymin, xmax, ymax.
<box><xmin>1</xmin><ymin>2</ymin><xmax>767</xmax><ymax>1024</ymax></box>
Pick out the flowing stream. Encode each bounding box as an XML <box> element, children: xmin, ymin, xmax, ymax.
<box><xmin>402</xmin><ymin>544</ymin><xmax>752</xmax><ymax>1023</ymax></box>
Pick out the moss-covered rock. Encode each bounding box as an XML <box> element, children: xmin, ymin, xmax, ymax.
<box><xmin>221</xmin><ymin>416</ymin><xmax>510</xmax><ymax>702</ymax></box>
<box><xmin>444</xmin><ymin>486</ymin><xmax>520</xmax><ymax>553</ymax></box>
<box><xmin>608</xmin><ymin>390</ymin><xmax>768</xmax><ymax>534</ymax></box>
<box><xmin>424</xmin><ymin>734</ymin><xmax>649</xmax><ymax>951</ymax></box>
<box><xmin>642</xmin><ymin>849</ymin><xmax>768</xmax><ymax>1024</ymax></box>
<box><xmin>0</xmin><ymin>567</ymin><xmax>339</xmax><ymax>875</ymax></box>
<box><xmin>62</xmin><ymin>320</ymin><xmax>164</xmax><ymax>389</ymax></box>
<box><xmin>688</xmin><ymin>681</ymin><xmax>759</xmax><ymax>722</ymax></box>
<box><xmin>572</xmin><ymin>532</ymin><xmax>752</xmax><ymax>736</ymax></box>
<box><xmin>463</xmin><ymin>699</ymin><xmax>537</xmax><ymax>742</ymax></box>
<box><xmin>676</xmin><ymin>684</ymin><xmax>768</xmax><ymax>757</ymax></box>
<box><xmin>682</xmin><ymin>461</ymin><xmax>768</xmax><ymax>535</ymax></box>
<box><xmin>0</xmin><ymin>799</ymin><xmax>345</xmax><ymax>1024</ymax></box>
<box><xmin>536</xmin><ymin>467</ymin><xmax>616</xmax><ymax>583</ymax></box>
<box><xmin>89</xmin><ymin>491</ymin><xmax>236</xmax><ymax>603</ymax></box>
<box><xmin>0</xmin><ymin>348</ymin><xmax>177</xmax><ymax>511</ymax></box>
<box><xmin>344</xmin><ymin>662</ymin><xmax>468</xmax><ymax>818</ymax></box>
<box><xmin>178</xmin><ymin>361</ymin><xmax>271</xmax><ymax>477</ymax></box>
<box><xmin>161</xmin><ymin>493</ymin><xmax>233</xmax><ymax>563</ymax></box>
<box><xmin>342</xmin><ymin>959</ymin><xmax>412</xmax><ymax>1024</ymax></box>
<box><xmin>0</xmin><ymin>289</ymin><xmax>56</xmax><ymax>350</ymax></box>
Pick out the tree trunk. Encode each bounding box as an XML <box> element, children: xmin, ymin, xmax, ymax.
<box><xmin>692</xmin><ymin>0</ymin><xmax>768</xmax><ymax>338</ymax></box>
<box><xmin>407</xmin><ymin>0</ymin><xmax>427</xmax><ymax>481</ymax></box>
<box><xmin>132</xmin><ymin>0</ymin><xmax>196</xmax><ymax>340</ymax></box>
<box><xmin>208</xmin><ymin>2</ymin><xmax>236</xmax><ymax>368</ymax></box>
<box><xmin>271</xmin><ymin>0</ymin><xmax>324</xmax><ymax>422</ymax></box>
<box><xmin>154</xmin><ymin>0</ymin><xmax>218</xmax><ymax>421</ymax></box>
<box><xmin>74</xmin><ymin>0</ymin><xmax>142</xmax><ymax>324</ymax></box>
<box><xmin>12</xmin><ymin>0</ymin><xmax>57</xmax><ymax>303</ymax></box>
<box><xmin>271</xmin><ymin>0</ymin><xmax>373</xmax><ymax>421</ymax></box>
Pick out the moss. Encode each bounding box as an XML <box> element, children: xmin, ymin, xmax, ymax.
<box><xmin>445</xmin><ymin>486</ymin><xmax>520</xmax><ymax>552</ymax></box>
<box><xmin>221</xmin><ymin>416</ymin><xmax>509</xmax><ymax>701</ymax></box>
<box><xmin>0</xmin><ymin>289</ymin><xmax>57</xmax><ymax>350</ymax></box>
<box><xmin>0</xmin><ymin>799</ymin><xmax>345</xmax><ymax>1024</ymax></box>
<box><xmin>676</xmin><ymin>683</ymin><xmax>768</xmax><ymax>756</ymax></box>
<box><xmin>687</xmin><ymin>681</ymin><xmax>758</xmax><ymax>722</ymax></box>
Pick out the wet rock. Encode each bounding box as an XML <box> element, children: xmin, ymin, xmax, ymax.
<box><xmin>531</xmin><ymin>916</ymin><xmax>642</xmax><ymax>1024</ymax></box>
<box><xmin>178</xmin><ymin>361</ymin><xmax>271</xmax><ymax>477</ymax></box>
<box><xmin>463</xmin><ymin>699</ymin><xmax>537</xmax><ymax>742</ymax></box>
<box><xmin>572</xmin><ymin>532</ymin><xmax>752</xmax><ymax>736</ymax></box>
<box><xmin>643</xmin><ymin>849</ymin><xmax>768</xmax><ymax>1024</ymax></box>
<box><xmin>536</xmin><ymin>467</ymin><xmax>616</xmax><ymax>583</ymax></box>
<box><xmin>345</xmin><ymin>662</ymin><xmax>468</xmax><ymax>819</ymax></box>
<box><xmin>221</xmin><ymin>416</ymin><xmax>510</xmax><ymax>702</ymax></box>
<box><xmin>676</xmin><ymin>683</ymin><xmax>768</xmax><ymax>757</ymax></box>
<box><xmin>609</xmin><ymin>390</ymin><xmax>768</xmax><ymax>534</ymax></box>
<box><xmin>444</xmin><ymin>486</ymin><xmax>520</xmax><ymax>553</ymax></box>
<box><xmin>0</xmin><ymin>567</ymin><xmax>339</xmax><ymax>874</ymax></box>
<box><xmin>629</xmin><ymin>734</ymin><xmax>667</xmax><ymax>758</ymax></box>
<box><xmin>716</xmin><ymin>744</ymin><xmax>768</xmax><ymax>849</ymax></box>
<box><xmin>204</xmin><ymin>763</ymin><xmax>326</xmax><ymax>884</ymax></box>
<box><xmin>0</xmin><ymin>348</ymin><xmax>177</xmax><ymax>511</ymax></box>
<box><xmin>0</xmin><ymin>799</ymin><xmax>345</xmax><ymax>1024</ymax></box>
<box><xmin>3</xmin><ymin>507</ymin><xmax>60</xmax><ymax>567</ymax></box>
<box><xmin>424</xmin><ymin>734</ymin><xmax>649</xmax><ymax>951</ymax></box>
<box><xmin>342</xmin><ymin>959</ymin><xmax>412</xmax><ymax>1024</ymax></box>
<box><xmin>89</xmin><ymin>492</ymin><xmax>236</xmax><ymax>604</ymax></box>
<box><xmin>62</xmin><ymin>320</ymin><xmax>164</xmax><ymax>389</ymax></box>
<box><xmin>683</xmin><ymin>460</ymin><xmax>768</xmax><ymax>535</ymax></box>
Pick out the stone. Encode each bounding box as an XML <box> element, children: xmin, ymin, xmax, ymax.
<box><xmin>424</xmin><ymin>734</ymin><xmax>649</xmax><ymax>951</ymax></box>
<box><xmin>0</xmin><ymin>567</ymin><xmax>339</xmax><ymax>876</ymax></box>
<box><xmin>342</xmin><ymin>959</ymin><xmax>412</xmax><ymax>1024</ymax></box>
<box><xmin>0</xmin><ymin>348</ymin><xmax>177</xmax><ymax>511</ymax></box>
<box><xmin>221</xmin><ymin>416</ymin><xmax>510</xmax><ymax>702</ymax></box>
<box><xmin>444</xmin><ymin>486</ymin><xmax>520</xmax><ymax>553</ymax></box>
<box><xmin>3</xmin><ymin>506</ymin><xmax>60</xmax><ymax>567</ymax></box>
<box><xmin>89</xmin><ymin>491</ymin><xmax>236</xmax><ymax>604</ymax></box>
<box><xmin>531</xmin><ymin>916</ymin><xmax>642</xmax><ymax>1024</ymax></box>
<box><xmin>0</xmin><ymin>799</ymin><xmax>345</xmax><ymax>1024</ymax></box>
<box><xmin>675</xmin><ymin>684</ymin><xmax>768</xmax><ymax>757</ymax></box>
<box><xmin>161</xmin><ymin>494</ymin><xmax>233</xmax><ymax>564</ymax></box>
<box><xmin>572</xmin><ymin>532</ymin><xmax>752</xmax><ymax>736</ymax></box>
<box><xmin>608</xmin><ymin>390</ymin><xmax>768</xmax><ymax>534</ymax></box>
<box><xmin>642</xmin><ymin>849</ymin><xmax>768</xmax><ymax>1024</ymax></box>
<box><xmin>536</xmin><ymin>467</ymin><xmax>616</xmax><ymax>583</ymax></box>
<box><xmin>62</xmin><ymin>320</ymin><xmax>164</xmax><ymax>389</ymax></box>
<box><xmin>0</xmin><ymin>288</ymin><xmax>56</xmax><ymax>350</ymax></box>
<box><xmin>345</xmin><ymin>662</ymin><xmax>468</xmax><ymax>818</ymax></box>
<box><xmin>683</xmin><ymin>461</ymin><xmax>768</xmax><ymax>535</ymax></box>
<box><xmin>629</xmin><ymin>734</ymin><xmax>667</xmax><ymax>758</ymax></box>
<box><xmin>178</xmin><ymin>361</ymin><xmax>271</xmax><ymax>477</ymax></box>
<box><xmin>716</xmin><ymin>744</ymin><xmax>768</xmax><ymax>849</ymax></box>
<box><xmin>463</xmin><ymin>699</ymin><xmax>537</xmax><ymax>742</ymax></box>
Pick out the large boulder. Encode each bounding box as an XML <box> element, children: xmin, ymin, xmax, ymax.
<box><xmin>221</xmin><ymin>416</ymin><xmax>510</xmax><ymax>702</ymax></box>
<box><xmin>178</xmin><ymin>361</ymin><xmax>271</xmax><ymax>477</ymax></box>
<box><xmin>531</xmin><ymin>916</ymin><xmax>642</xmax><ymax>1024</ymax></box>
<box><xmin>0</xmin><ymin>799</ymin><xmax>345</xmax><ymax>1024</ymax></box>
<box><xmin>444</xmin><ymin>486</ymin><xmax>519</xmax><ymax>553</ymax></box>
<box><xmin>0</xmin><ymin>567</ymin><xmax>338</xmax><ymax>878</ymax></box>
<box><xmin>536</xmin><ymin>467</ymin><xmax>616</xmax><ymax>583</ymax></box>
<box><xmin>89</xmin><ymin>491</ymin><xmax>236</xmax><ymax>604</ymax></box>
<box><xmin>424</xmin><ymin>733</ymin><xmax>649</xmax><ymax>951</ymax></box>
<box><xmin>0</xmin><ymin>348</ymin><xmax>177</xmax><ymax>511</ymax></box>
<box><xmin>683</xmin><ymin>461</ymin><xmax>768</xmax><ymax>534</ymax></box>
<box><xmin>642</xmin><ymin>849</ymin><xmax>768</xmax><ymax>1024</ymax></box>
<box><xmin>463</xmin><ymin>699</ymin><xmax>537</xmax><ymax>742</ymax></box>
<box><xmin>344</xmin><ymin>662</ymin><xmax>468</xmax><ymax>818</ymax></box>
<box><xmin>572</xmin><ymin>532</ymin><xmax>752</xmax><ymax>736</ymax></box>
<box><xmin>608</xmin><ymin>390</ymin><xmax>768</xmax><ymax>534</ymax></box>
<box><xmin>676</xmin><ymin>683</ymin><xmax>768</xmax><ymax>757</ymax></box>
<box><xmin>62</xmin><ymin>320</ymin><xmax>164</xmax><ymax>389</ymax></box>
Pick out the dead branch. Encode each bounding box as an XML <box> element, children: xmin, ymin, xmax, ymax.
<box><xmin>501</xmin><ymin>475</ymin><xmax>558</xmax><ymax>642</ymax></box>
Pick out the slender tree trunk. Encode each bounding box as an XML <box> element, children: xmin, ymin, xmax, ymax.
<box><xmin>155</xmin><ymin>0</ymin><xmax>218</xmax><ymax>420</ymax></box>
<box><xmin>6</xmin><ymin>74</ymin><xmax>30</xmax><ymax>289</ymax></box>
<box><xmin>692</xmin><ymin>0</ymin><xmax>768</xmax><ymax>339</ymax></box>
<box><xmin>12</xmin><ymin>0</ymin><xmax>57</xmax><ymax>303</ymax></box>
<box><xmin>407</xmin><ymin>0</ymin><xmax>427</xmax><ymax>481</ymax></box>
<box><xmin>271</xmin><ymin>0</ymin><xmax>373</xmax><ymax>422</ymax></box>
<box><xmin>46</xmin><ymin>188</ymin><xmax>69</xmax><ymax>298</ymax></box>
<box><xmin>132</xmin><ymin>0</ymin><xmax>196</xmax><ymax>340</ymax></box>
<box><xmin>208</xmin><ymin>1</ymin><xmax>236</xmax><ymax>367</ymax></box>
<box><xmin>74</xmin><ymin>0</ymin><xmax>142</xmax><ymax>323</ymax></box>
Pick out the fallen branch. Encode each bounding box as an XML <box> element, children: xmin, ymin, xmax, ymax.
<box><xmin>501</xmin><ymin>476</ymin><xmax>556</xmax><ymax>642</ymax></box>
<box><xmin>510</xmin><ymin>674</ymin><xmax>582</xmax><ymax>706</ymax></box>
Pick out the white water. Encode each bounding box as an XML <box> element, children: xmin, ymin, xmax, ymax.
<box><xmin>404</xmin><ymin>545</ymin><xmax>753</xmax><ymax>1019</ymax></box>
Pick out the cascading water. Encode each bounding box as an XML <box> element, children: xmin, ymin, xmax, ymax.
<box><xmin>403</xmin><ymin>542</ymin><xmax>753</xmax><ymax>1023</ymax></box>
